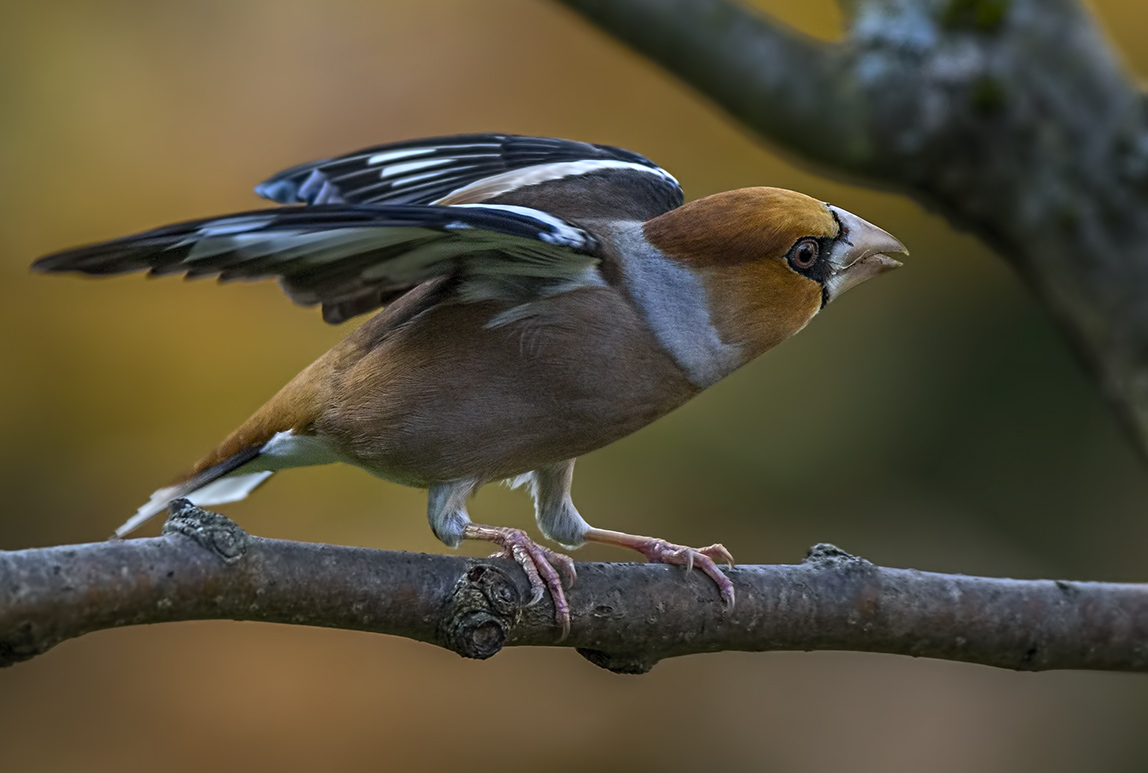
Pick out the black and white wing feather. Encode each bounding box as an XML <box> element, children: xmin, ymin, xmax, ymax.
<box><xmin>33</xmin><ymin>204</ymin><xmax>600</xmax><ymax>324</ymax></box>
<box><xmin>255</xmin><ymin>133</ymin><xmax>683</xmax><ymax>218</ymax></box>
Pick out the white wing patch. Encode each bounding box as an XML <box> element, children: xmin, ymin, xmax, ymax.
<box><xmin>433</xmin><ymin>159</ymin><xmax>680</xmax><ymax>205</ymax></box>
<box><xmin>450</xmin><ymin>203</ymin><xmax>591</xmax><ymax>249</ymax></box>
<box><xmin>366</xmin><ymin>147</ymin><xmax>436</xmax><ymax>165</ymax></box>
<box><xmin>254</xmin><ymin>134</ymin><xmax>682</xmax><ymax>212</ymax></box>
<box><xmin>378</xmin><ymin>157</ymin><xmax>454</xmax><ymax>178</ymax></box>
<box><xmin>391</xmin><ymin>168</ymin><xmax>468</xmax><ymax>187</ymax></box>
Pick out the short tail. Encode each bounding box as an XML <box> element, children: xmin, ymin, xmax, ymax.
<box><xmin>115</xmin><ymin>346</ymin><xmax>342</xmax><ymax>538</ymax></box>
<box><xmin>115</xmin><ymin>446</ymin><xmax>272</xmax><ymax>537</ymax></box>
<box><xmin>116</xmin><ymin>430</ymin><xmax>342</xmax><ymax>538</ymax></box>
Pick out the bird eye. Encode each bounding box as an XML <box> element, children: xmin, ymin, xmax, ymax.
<box><xmin>789</xmin><ymin>238</ymin><xmax>820</xmax><ymax>270</ymax></box>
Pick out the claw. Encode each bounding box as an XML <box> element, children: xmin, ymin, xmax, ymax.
<box><xmin>466</xmin><ymin>524</ymin><xmax>575</xmax><ymax>640</ymax></box>
<box><xmin>553</xmin><ymin>552</ymin><xmax>578</xmax><ymax>588</ymax></box>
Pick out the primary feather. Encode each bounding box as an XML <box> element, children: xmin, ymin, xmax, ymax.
<box><xmin>33</xmin><ymin>203</ymin><xmax>600</xmax><ymax>324</ymax></box>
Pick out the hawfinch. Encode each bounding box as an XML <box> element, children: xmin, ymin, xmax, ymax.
<box><xmin>34</xmin><ymin>133</ymin><xmax>907</xmax><ymax>637</ymax></box>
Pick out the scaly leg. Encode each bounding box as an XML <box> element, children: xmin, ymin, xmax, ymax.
<box><xmin>583</xmin><ymin>527</ymin><xmax>735</xmax><ymax>608</ymax></box>
<box><xmin>427</xmin><ymin>479</ymin><xmax>576</xmax><ymax>640</ymax></box>
<box><xmin>527</xmin><ymin>460</ymin><xmax>734</xmax><ymax>607</ymax></box>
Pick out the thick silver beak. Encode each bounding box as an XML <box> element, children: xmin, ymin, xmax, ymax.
<box><xmin>823</xmin><ymin>205</ymin><xmax>908</xmax><ymax>303</ymax></box>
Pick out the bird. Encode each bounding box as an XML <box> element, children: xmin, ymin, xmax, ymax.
<box><xmin>33</xmin><ymin>132</ymin><xmax>907</xmax><ymax>638</ymax></box>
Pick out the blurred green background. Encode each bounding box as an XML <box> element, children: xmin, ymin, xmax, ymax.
<box><xmin>3</xmin><ymin>0</ymin><xmax>1148</xmax><ymax>770</ymax></box>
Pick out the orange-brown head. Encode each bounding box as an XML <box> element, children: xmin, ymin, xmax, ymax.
<box><xmin>643</xmin><ymin>187</ymin><xmax>907</xmax><ymax>361</ymax></box>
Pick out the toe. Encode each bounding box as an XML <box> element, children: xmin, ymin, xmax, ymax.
<box><xmin>701</xmin><ymin>543</ymin><xmax>735</xmax><ymax>568</ymax></box>
<box><xmin>504</xmin><ymin>533</ymin><xmax>573</xmax><ymax>638</ymax></box>
<box><xmin>527</xmin><ymin>546</ymin><xmax>572</xmax><ymax>640</ymax></box>
<box><xmin>513</xmin><ymin>548</ymin><xmax>548</xmax><ymax>607</ymax></box>
<box><xmin>550</xmin><ymin>550</ymin><xmax>578</xmax><ymax>588</ymax></box>
<box><xmin>693</xmin><ymin>553</ymin><xmax>736</xmax><ymax>609</ymax></box>
<box><xmin>645</xmin><ymin>541</ymin><xmax>735</xmax><ymax>608</ymax></box>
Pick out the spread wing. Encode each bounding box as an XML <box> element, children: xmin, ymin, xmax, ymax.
<box><xmin>33</xmin><ymin>203</ymin><xmax>601</xmax><ymax>324</ymax></box>
<box><xmin>255</xmin><ymin>133</ymin><xmax>683</xmax><ymax>218</ymax></box>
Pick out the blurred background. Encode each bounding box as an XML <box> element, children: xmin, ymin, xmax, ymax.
<box><xmin>3</xmin><ymin>0</ymin><xmax>1148</xmax><ymax>770</ymax></box>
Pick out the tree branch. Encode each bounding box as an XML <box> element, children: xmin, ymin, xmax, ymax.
<box><xmin>545</xmin><ymin>0</ymin><xmax>871</xmax><ymax>172</ymax></box>
<box><xmin>3</xmin><ymin>501</ymin><xmax>1147</xmax><ymax>674</ymax></box>
<box><xmin>555</xmin><ymin>0</ymin><xmax>1148</xmax><ymax>457</ymax></box>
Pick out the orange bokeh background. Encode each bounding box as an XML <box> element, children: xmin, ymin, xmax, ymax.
<box><xmin>3</xmin><ymin>1</ymin><xmax>1148</xmax><ymax>770</ymax></box>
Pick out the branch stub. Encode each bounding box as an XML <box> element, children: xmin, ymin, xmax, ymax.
<box><xmin>162</xmin><ymin>499</ymin><xmax>250</xmax><ymax>563</ymax></box>
<box><xmin>440</xmin><ymin>561</ymin><xmax>522</xmax><ymax>660</ymax></box>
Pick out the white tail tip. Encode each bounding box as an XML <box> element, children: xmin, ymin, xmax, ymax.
<box><xmin>116</xmin><ymin>472</ymin><xmax>273</xmax><ymax>538</ymax></box>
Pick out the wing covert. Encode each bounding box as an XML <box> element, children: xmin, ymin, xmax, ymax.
<box><xmin>255</xmin><ymin>133</ymin><xmax>683</xmax><ymax>217</ymax></box>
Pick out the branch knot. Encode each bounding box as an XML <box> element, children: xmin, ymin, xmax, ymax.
<box><xmin>439</xmin><ymin>562</ymin><xmax>522</xmax><ymax>660</ymax></box>
<box><xmin>802</xmin><ymin>543</ymin><xmax>872</xmax><ymax>571</ymax></box>
<box><xmin>161</xmin><ymin>499</ymin><xmax>250</xmax><ymax>563</ymax></box>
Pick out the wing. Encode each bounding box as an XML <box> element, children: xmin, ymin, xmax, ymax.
<box><xmin>33</xmin><ymin>204</ymin><xmax>601</xmax><ymax>324</ymax></box>
<box><xmin>254</xmin><ymin>133</ymin><xmax>683</xmax><ymax>219</ymax></box>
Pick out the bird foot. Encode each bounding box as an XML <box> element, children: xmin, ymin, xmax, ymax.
<box><xmin>463</xmin><ymin>524</ymin><xmax>577</xmax><ymax>640</ymax></box>
<box><xmin>583</xmin><ymin>528</ymin><xmax>735</xmax><ymax>608</ymax></box>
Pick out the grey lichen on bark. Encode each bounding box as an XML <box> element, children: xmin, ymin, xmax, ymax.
<box><xmin>162</xmin><ymin>498</ymin><xmax>250</xmax><ymax>562</ymax></box>
<box><xmin>555</xmin><ymin>0</ymin><xmax>1148</xmax><ymax>455</ymax></box>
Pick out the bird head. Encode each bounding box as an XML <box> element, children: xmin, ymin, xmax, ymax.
<box><xmin>643</xmin><ymin>187</ymin><xmax>907</xmax><ymax>360</ymax></box>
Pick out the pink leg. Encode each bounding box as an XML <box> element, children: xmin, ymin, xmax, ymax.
<box><xmin>583</xmin><ymin>527</ymin><xmax>735</xmax><ymax>608</ymax></box>
<box><xmin>463</xmin><ymin>524</ymin><xmax>577</xmax><ymax>640</ymax></box>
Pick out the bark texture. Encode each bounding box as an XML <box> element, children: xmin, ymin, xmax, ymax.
<box><xmin>555</xmin><ymin>0</ymin><xmax>1148</xmax><ymax>455</ymax></box>
<box><xmin>3</xmin><ymin>501</ymin><xmax>1147</xmax><ymax>674</ymax></box>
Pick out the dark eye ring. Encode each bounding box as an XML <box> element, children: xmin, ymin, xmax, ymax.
<box><xmin>789</xmin><ymin>238</ymin><xmax>820</xmax><ymax>270</ymax></box>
